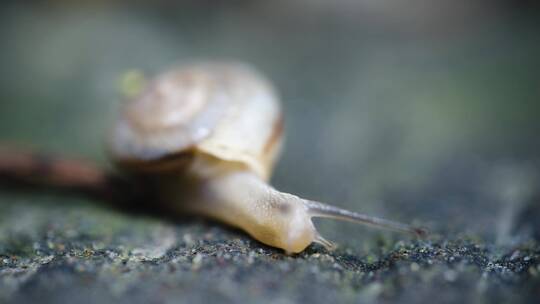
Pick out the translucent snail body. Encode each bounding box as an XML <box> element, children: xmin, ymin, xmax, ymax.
<box><xmin>110</xmin><ymin>62</ymin><xmax>424</xmax><ymax>253</ymax></box>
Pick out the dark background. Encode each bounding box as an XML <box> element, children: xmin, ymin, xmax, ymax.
<box><xmin>1</xmin><ymin>1</ymin><xmax>539</xmax><ymax>303</ymax></box>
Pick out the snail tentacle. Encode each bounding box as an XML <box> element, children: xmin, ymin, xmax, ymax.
<box><xmin>304</xmin><ymin>200</ymin><xmax>427</xmax><ymax>237</ymax></box>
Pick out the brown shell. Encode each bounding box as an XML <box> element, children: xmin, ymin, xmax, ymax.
<box><xmin>109</xmin><ymin>62</ymin><xmax>283</xmax><ymax>180</ymax></box>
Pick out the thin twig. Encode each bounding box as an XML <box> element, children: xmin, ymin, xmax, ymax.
<box><xmin>0</xmin><ymin>147</ymin><xmax>105</xmax><ymax>188</ymax></box>
<box><xmin>0</xmin><ymin>146</ymin><xmax>149</xmax><ymax>205</ymax></box>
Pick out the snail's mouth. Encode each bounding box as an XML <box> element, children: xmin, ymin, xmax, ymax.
<box><xmin>282</xmin><ymin>213</ymin><xmax>317</xmax><ymax>254</ymax></box>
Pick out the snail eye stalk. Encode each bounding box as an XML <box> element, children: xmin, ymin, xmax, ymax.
<box><xmin>304</xmin><ymin>200</ymin><xmax>428</xmax><ymax>237</ymax></box>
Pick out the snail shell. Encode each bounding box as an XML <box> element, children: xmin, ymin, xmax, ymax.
<box><xmin>110</xmin><ymin>62</ymin><xmax>282</xmax><ymax>180</ymax></box>
<box><xmin>109</xmin><ymin>62</ymin><xmax>423</xmax><ymax>254</ymax></box>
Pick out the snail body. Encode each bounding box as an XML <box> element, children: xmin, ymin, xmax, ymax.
<box><xmin>110</xmin><ymin>62</ymin><xmax>422</xmax><ymax>253</ymax></box>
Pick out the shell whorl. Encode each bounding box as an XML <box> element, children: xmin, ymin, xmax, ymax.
<box><xmin>110</xmin><ymin>62</ymin><xmax>283</xmax><ymax>180</ymax></box>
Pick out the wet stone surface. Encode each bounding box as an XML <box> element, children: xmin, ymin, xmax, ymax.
<box><xmin>0</xmin><ymin>194</ymin><xmax>538</xmax><ymax>304</ymax></box>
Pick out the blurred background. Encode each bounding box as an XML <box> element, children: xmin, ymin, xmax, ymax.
<box><xmin>1</xmin><ymin>0</ymin><xmax>539</xmax><ymax>248</ymax></box>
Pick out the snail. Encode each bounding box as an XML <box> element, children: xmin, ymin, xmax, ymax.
<box><xmin>109</xmin><ymin>62</ymin><xmax>424</xmax><ymax>254</ymax></box>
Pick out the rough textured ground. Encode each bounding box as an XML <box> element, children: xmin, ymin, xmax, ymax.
<box><xmin>0</xmin><ymin>192</ymin><xmax>539</xmax><ymax>304</ymax></box>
